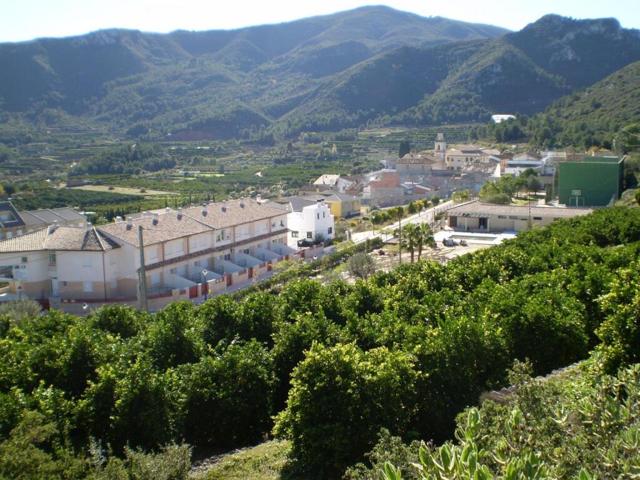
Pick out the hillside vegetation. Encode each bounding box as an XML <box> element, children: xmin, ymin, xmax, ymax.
<box><xmin>2</xmin><ymin>9</ymin><xmax>640</xmax><ymax>139</ymax></box>
<box><xmin>0</xmin><ymin>207</ymin><xmax>638</xmax><ymax>479</ymax></box>
<box><xmin>482</xmin><ymin>60</ymin><xmax>640</xmax><ymax>149</ymax></box>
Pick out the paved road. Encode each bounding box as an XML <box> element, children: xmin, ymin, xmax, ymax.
<box><xmin>351</xmin><ymin>200</ymin><xmax>457</xmax><ymax>244</ymax></box>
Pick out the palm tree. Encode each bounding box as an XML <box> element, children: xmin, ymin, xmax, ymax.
<box><xmin>400</xmin><ymin>223</ymin><xmax>420</xmax><ymax>263</ymax></box>
<box><xmin>416</xmin><ymin>223</ymin><xmax>435</xmax><ymax>261</ymax></box>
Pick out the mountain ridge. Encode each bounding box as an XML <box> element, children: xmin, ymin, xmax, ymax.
<box><xmin>1</xmin><ymin>7</ymin><xmax>639</xmax><ymax>140</ymax></box>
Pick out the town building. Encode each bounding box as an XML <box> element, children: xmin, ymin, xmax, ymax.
<box><xmin>0</xmin><ymin>199</ymin><xmax>294</xmax><ymax>313</ymax></box>
<box><xmin>0</xmin><ymin>201</ymin><xmax>87</xmax><ymax>240</ymax></box>
<box><xmin>445</xmin><ymin>145</ymin><xmax>500</xmax><ymax>171</ymax></box>
<box><xmin>446</xmin><ymin>200</ymin><xmax>593</xmax><ymax>233</ymax></box>
<box><xmin>396</xmin><ymin>152</ymin><xmax>443</xmax><ymax>179</ymax></box>
<box><xmin>491</xmin><ymin>114</ymin><xmax>516</xmax><ymax>123</ymax></box>
<box><xmin>274</xmin><ymin>197</ymin><xmax>335</xmax><ymax>248</ymax></box>
<box><xmin>557</xmin><ymin>156</ymin><xmax>624</xmax><ymax>206</ymax></box>
<box><xmin>502</xmin><ymin>153</ymin><xmax>544</xmax><ymax>176</ymax></box>
<box><xmin>434</xmin><ymin>132</ymin><xmax>447</xmax><ymax>161</ymax></box>
<box><xmin>312</xmin><ymin>174</ymin><xmax>355</xmax><ymax>193</ymax></box>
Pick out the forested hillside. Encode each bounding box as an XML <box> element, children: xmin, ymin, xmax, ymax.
<box><xmin>483</xmin><ymin>60</ymin><xmax>640</xmax><ymax>150</ymax></box>
<box><xmin>0</xmin><ymin>207</ymin><xmax>639</xmax><ymax>479</ymax></box>
<box><xmin>2</xmin><ymin>9</ymin><xmax>640</xmax><ymax>139</ymax></box>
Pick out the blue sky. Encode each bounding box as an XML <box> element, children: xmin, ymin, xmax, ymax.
<box><xmin>1</xmin><ymin>0</ymin><xmax>638</xmax><ymax>42</ymax></box>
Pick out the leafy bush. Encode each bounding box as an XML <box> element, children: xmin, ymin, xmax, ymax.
<box><xmin>274</xmin><ymin>343</ymin><xmax>418</xmax><ymax>479</ymax></box>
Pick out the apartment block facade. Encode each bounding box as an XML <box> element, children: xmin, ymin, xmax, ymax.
<box><xmin>0</xmin><ymin>199</ymin><xmax>294</xmax><ymax>313</ymax></box>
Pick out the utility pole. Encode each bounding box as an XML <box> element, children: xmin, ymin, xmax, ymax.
<box><xmin>137</xmin><ymin>225</ymin><xmax>148</xmax><ymax>311</ymax></box>
<box><xmin>397</xmin><ymin>207</ymin><xmax>403</xmax><ymax>265</ymax></box>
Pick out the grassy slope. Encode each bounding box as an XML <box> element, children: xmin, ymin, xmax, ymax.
<box><xmin>193</xmin><ymin>440</ymin><xmax>290</xmax><ymax>480</ymax></box>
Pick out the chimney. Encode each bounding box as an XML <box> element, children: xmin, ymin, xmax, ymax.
<box><xmin>240</xmin><ymin>202</ymin><xmax>245</xmax><ymax>208</ymax></box>
<box><xmin>126</xmin><ymin>216</ymin><xmax>133</xmax><ymax>230</ymax></box>
<box><xmin>152</xmin><ymin>213</ymin><xmax>159</xmax><ymax>226</ymax></box>
<box><xmin>115</xmin><ymin>216</ymin><xmax>123</xmax><ymax>223</ymax></box>
<box><xmin>221</xmin><ymin>206</ymin><xmax>227</xmax><ymax>213</ymax></box>
<box><xmin>202</xmin><ymin>208</ymin><xmax>208</xmax><ymax>217</ymax></box>
<box><xmin>177</xmin><ymin>208</ymin><xmax>183</xmax><ymax>220</ymax></box>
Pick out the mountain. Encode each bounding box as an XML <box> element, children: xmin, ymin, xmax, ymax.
<box><xmin>382</xmin><ymin>15</ymin><xmax>640</xmax><ymax>126</ymax></box>
<box><xmin>0</xmin><ymin>7</ymin><xmax>505</xmax><ymax>111</ymax></box>
<box><xmin>514</xmin><ymin>60</ymin><xmax>640</xmax><ymax>148</ymax></box>
<box><xmin>1</xmin><ymin>8</ymin><xmax>639</xmax><ymax>140</ymax></box>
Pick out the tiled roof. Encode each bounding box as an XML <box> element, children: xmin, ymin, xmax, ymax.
<box><xmin>288</xmin><ymin>197</ymin><xmax>318</xmax><ymax>212</ymax></box>
<box><xmin>323</xmin><ymin>191</ymin><xmax>358</xmax><ymax>202</ymax></box>
<box><xmin>0</xmin><ymin>228</ymin><xmax>49</xmax><ymax>252</ymax></box>
<box><xmin>99</xmin><ymin>210</ymin><xmax>212</xmax><ymax>247</ymax></box>
<box><xmin>0</xmin><ymin>226</ymin><xmax>118</xmax><ymax>253</ymax></box>
<box><xmin>398</xmin><ymin>153</ymin><xmax>439</xmax><ymax>164</ymax></box>
<box><xmin>313</xmin><ymin>174</ymin><xmax>340</xmax><ymax>186</ymax></box>
<box><xmin>447</xmin><ymin>201</ymin><xmax>593</xmax><ymax>219</ymax></box>
<box><xmin>369</xmin><ymin>172</ymin><xmax>400</xmax><ymax>189</ymax></box>
<box><xmin>182</xmin><ymin>198</ymin><xmax>285</xmax><ymax>229</ymax></box>
<box><xmin>44</xmin><ymin>227</ymin><xmax>119</xmax><ymax>251</ymax></box>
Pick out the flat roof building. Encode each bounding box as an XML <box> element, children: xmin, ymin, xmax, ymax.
<box><xmin>446</xmin><ymin>200</ymin><xmax>593</xmax><ymax>233</ymax></box>
<box><xmin>557</xmin><ymin>156</ymin><xmax>624</xmax><ymax>207</ymax></box>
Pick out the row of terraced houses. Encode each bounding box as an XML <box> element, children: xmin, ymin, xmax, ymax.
<box><xmin>0</xmin><ymin>199</ymin><xmax>296</xmax><ymax>314</ymax></box>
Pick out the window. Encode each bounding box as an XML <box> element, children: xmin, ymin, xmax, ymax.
<box><xmin>21</xmin><ymin>257</ymin><xmax>27</xmax><ymax>264</ymax></box>
<box><xmin>280</xmin><ymin>220</ymin><xmax>284</xmax><ymax>227</ymax></box>
<box><xmin>48</xmin><ymin>253</ymin><xmax>56</xmax><ymax>266</ymax></box>
<box><xmin>170</xmin><ymin>267</ymin><xmax>177</xmax><ymax>274</ymax></box>
<box><xmin>307</xmin><ymin>232</ymin><xmax>313</xmax><ymax>239</ymax></box>
<box><xmin>223</xmin><ymin>254</ymin><xmax>231</xmax><ymax>261</ymax></box>
<box><xmin>533</xmin><ymin>217</ymin><xmax>542</xmax><ymax>221</ymax></box>
<box><xmin>194</xmin><ymin>260</ymin><xmax>201</xmax><ymax>267</ymax></box>
<box><xmin>328</xmin><ymin>227</ymin><xmax>333</xmax><ymax>234</ymax></box>
<box><xmin>243</xmin><ymin>249</ymin><xmax>250</xmax><ymax>254</ymax></box>
<box><xmin>83</xmin><ymin>281</ymin><xmax>93</xmax><ymax>293</ymax></box>
<box><xmin>323</xmin><ymin>212</ymin><xmax>325</xmax><ymax>218</ymax></box>
<box><xmin>317</xmin><ymin>213</ymin><xmax>320</xmax><ymax>220</ymax></box>
<box><xmin>291</xmin><ymin>231</ymin><xmax>299</xmax><ymax>238</ymax></box>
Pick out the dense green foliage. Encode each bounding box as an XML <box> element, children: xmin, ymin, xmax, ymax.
<box><xmin>0</xmin><ymin>207</ymin><xmax>639</xmax><ymax>479</ymax></box>
<box><xmin>71</xmin><ymin>143</ymin><xmax>175</xmax><ymax>175</ymax></box>
<box><xmin>479</xmin><ymin>61</ymin><xmax>640</xmax><ymax>150</ymax></box>
<box><xmin>359</xmin><ymin>361</ymin><xmax>640</xmax><ymax>480</ymax></box>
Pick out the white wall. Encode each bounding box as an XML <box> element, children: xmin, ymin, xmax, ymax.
<box><xmin>0</xmin><ymin>251</ymin><xmax>50</xmax><ymax>283</ymax></box>
<box><xmin>188</xmin><ymin>232</ymin><xmax>212</xmax><ymax>253</ymax></box>
<box><xmin>287</xmin><ymin>202</ymin><xmax>334</xmax><ymax>248</ymax></box>
<box><xmin>56</xmin><ymin>251</ymin><xmax>105</xmax><ymax>282</ymax></box>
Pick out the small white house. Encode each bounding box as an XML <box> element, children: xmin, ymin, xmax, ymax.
<box><xmin>313</xmin><ymin>174</ymin><xmax>354</xmax><ymax>193</ymax></box>
<box><xmin>284</xmin><ymin>197</ymin><xmax>335</xmax><ymax>248</ymax></box>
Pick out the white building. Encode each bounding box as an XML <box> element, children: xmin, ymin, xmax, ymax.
<box><xmin>0</xmin><ymin>199</ymin><xmax>295</xmax><ymax>313</ymax></box>
<box><xmin>276</xmin><ymin>197</ymin><xmax>334</xmax><ymax>248</ymax></box>
<box><xmin>491</xmin><ymin>114</ymin><xmax>516</xmax><ymax>123</ymax></box>
<box><xmin>503</xmin><ymin>154</ymin><xmax>544</xmax><ymax>176</ymax></box>
<box><xmin>445</xmin><ymin>145</ymin><xmax>500</xmax><ymax>171</ymax></box>
<box><xmin>313</xmin><ymin>174</ymin><xmax>354</xmax><ymax>193</ymax></box>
